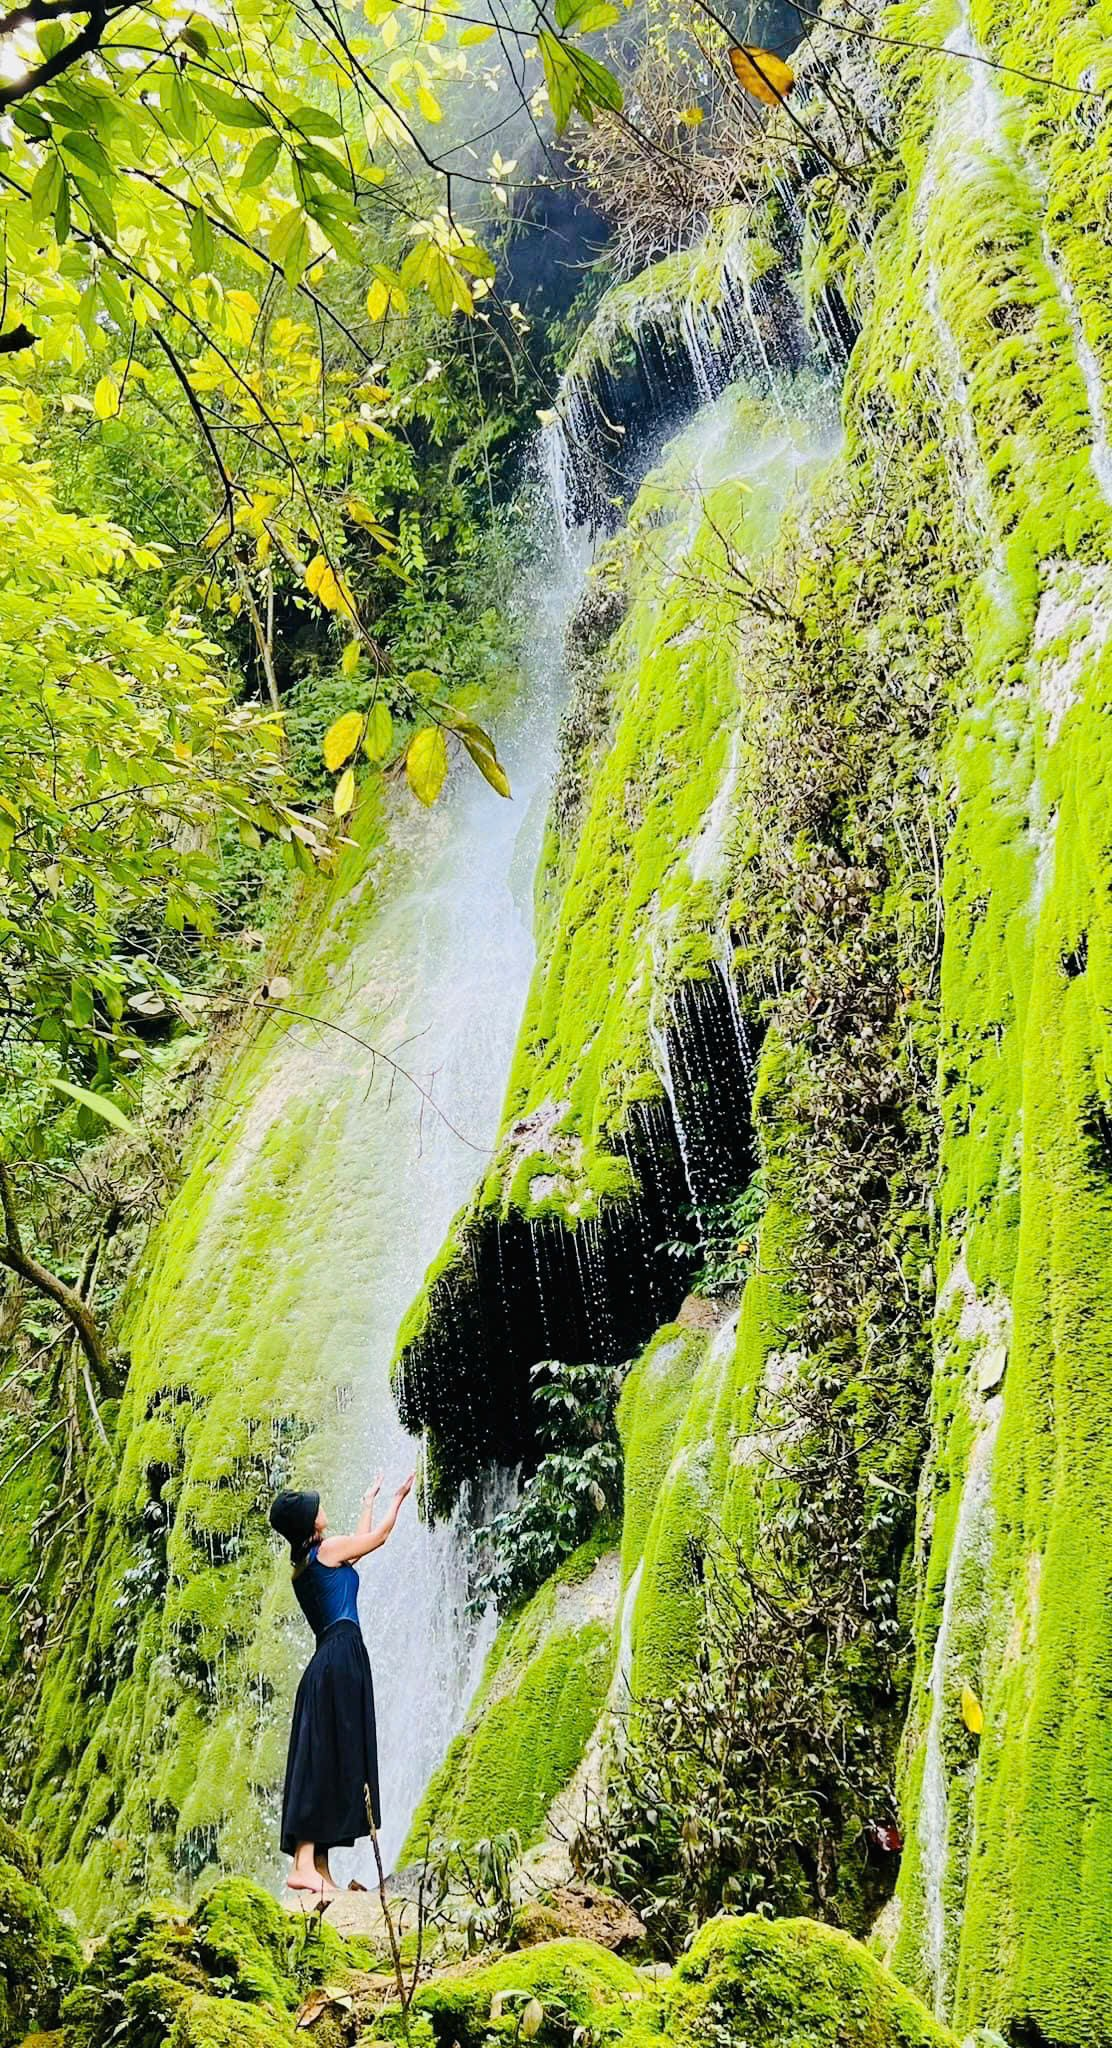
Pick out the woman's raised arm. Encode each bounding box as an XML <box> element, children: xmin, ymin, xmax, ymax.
<box><xmin>317</xmin><ymin>1472</ymin><xmax>415</xmax><ymax>1565</ymax></box>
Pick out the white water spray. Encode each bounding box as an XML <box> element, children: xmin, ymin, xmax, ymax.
<box><xmin>295</xmin><ymin>502</ymin><xmax>591</xmax><ymax>1882</ymax></box>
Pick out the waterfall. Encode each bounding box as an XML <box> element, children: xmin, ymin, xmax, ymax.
<box><xmin>303</xmin><ymin>502</ymin><xmax>591</xmax><ymax>1882</ymax></box>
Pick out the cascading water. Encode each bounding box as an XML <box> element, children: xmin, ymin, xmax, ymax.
<box><xmin>286</xmin><ymin>501</ymin><xmax>591</xmax><ymax>1881</ymax></box>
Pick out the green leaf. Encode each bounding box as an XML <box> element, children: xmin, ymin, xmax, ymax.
<box><xmin>240</xmin><ymin>131</ymin><xmax>282</xmax><ymax>189</ymax></box>
<box><xmin>166</xmin><ymin>64</ymin><xmax>199</xmax><ymax>145</ymax></box>
<box><xmin>459</xmin><ymin>723</ymin><xmax>511</xmax><ymax>798</ymax></box>
<box><xmin>30</xmin><ymin>154</ymin><xmax>63</xmax><ymax>225</ymax></box>
<box><xmin>13</xmin><ymin>106</ymin><xmax>51</xmax><ymax>140</ymax></box>
<box><xmin>299</xmin><ymin>142</ymin><xmax>353</xmax><ymax>193</ymax></box>
<box><xmin>568</xmin><ymin>43</ymin><xmax>623</xmax><ymax>111</ymax></box>
<box><xmin>45</xmin><ymin>1078</ymin><xmax>137</xmax><ymax>1137</ymax></box>
<box><xmin>54</xmin><ymin>171</ymin><xmax>70</xmax><ymax>244</ymax></box>
<box><xmin>71</xmin><ymin>170</ymin><xmax>117</xmax><ymax>242</ymax></box>
<box><xmin>294</xmin><ymin>105</ymin><xmax>344</xmax><ymax>137</ymax></box>
<box><xmin>453</xmin><ymin>241</ymin><xmax>496</xmax><ymax>279</ymax></box>
<box><xmin>269</xmin><ymin>204</ymin><xmax>310</xmax><ymax>287</ymax></box>
<box><xmin>305</xmin><ymin>192</ymin><xmax>361</xmax><ymax>263</ymax></box>
<box><xmin>539</xmin><ymin>31</ymin><xmax>579</xmax><ymax>132</ymax></box>
<box><xmin>192</xmin><ymin>79</ymin><xmax>272</xmax><ymax>128</ymax></box>
<box><xmin>58</xmin><ymin>129</ymin><xmax>112</xmax><ymax>179</ymax></box>
<box><xmin>363</xmin><ymin>699</ymin><xmax>393</xmax><ymax>761</ymax></box>
<box><xmin>190</xmin><ymin>207</ymin><xmax>217</xmax><ymax>274</ymax></box>
<box><xmin>554</xmin><ymin>0</ymin><xmax>621</xmax><ymax>31</ymax></box>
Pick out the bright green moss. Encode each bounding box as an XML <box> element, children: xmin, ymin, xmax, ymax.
<box><xmin>413</xmin><ymin>1939</ymin><xmax>644</xmax><ymax>2048</ymax></box>
<box><xmin>823</xmin><ymin>0</ymin><xmax>1112</xmax><ymax>2032</ymax></box>
<box><xmin>0</xmin><ymin>1837</ymin><xmax>81</xmax><ymax>2047</ymax></box>
<box><xmin>665</xmin><ymin>1916</ymin><xmax>955</xmax><ymax>2048</ymax></box>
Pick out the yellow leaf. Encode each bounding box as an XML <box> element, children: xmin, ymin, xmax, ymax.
<box><xmin>459</xmin><ymin>723</ymin><xmax>511</xmax><ymax>798</ymax></box>
<box><xmin>226</xmin><ymin>289</ymin><xmax>260</xmax><ymax>346</ymax></box>
<box><xmin>366</xmin><ymin>278</ymin><xmax>390</xmax><ymax>321</ymax></box>
<box><xmin>323</xmin><ymin>711</ymin><xmax>363</xmax><ymax>771</ymax></box>
<box><xmin>305</xmin><ymin>552</ymin><xmax>328</xmax><ymax>596</ymax></box>
<box><xmin>418</xmin><ymin>85</ymin><xmax>443</xmax><ymax>122</ymax></box>
<box><xmin>460</xmin><ymin>21</ymin><xmax>494</xmax><ymax>40</ymax></box>
<box><xmin>341</xmin><ymin>640</ymin><xmax>362</xmax><ymax>677</ymax></box>
<box><xmin>677</xmin><ymin>105</ymin><xmax>704</xmax><ymax>126</ymax></box>
<box><xmin>728</xmin><ymin>44</ymin><xmax>794</xmax><ymax>105</ymax></box>
<box><xmin>93</xmin><ymin>375</ymin><xmax>120</xmax><ymax>420</ymax></box>
<box><xmin>333</xmin><ymin>765</ymin><xmax>356</xmax><ymax>817</ymax></box>
<box><xmin>363</xmin><ymin>699</ymin><xmax>393</xmax><ymax>762</ymax></box>
<box><xmin>960</xmin><ymin>1683</ymin><xmax>984</xmax><ymax>1735</ymax></box>
<box><xmin>405</xmin><ymin>725</ymin><xmax>449</xmax><ymax>805</ymax></box>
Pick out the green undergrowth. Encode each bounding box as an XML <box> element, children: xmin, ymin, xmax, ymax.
<box><xmin>3</xmin><ymin>1814</ymin><xmax>959</xmax><ymax>2048</ymax></box>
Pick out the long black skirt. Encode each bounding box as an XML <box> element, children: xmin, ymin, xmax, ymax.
<box><xmin>280</xmin><ymin>1620</ymin><xmax>381</xmax><ymax>1855</ymax></box>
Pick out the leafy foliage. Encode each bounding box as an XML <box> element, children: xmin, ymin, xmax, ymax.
<box><xmin>578</xmin><ymin>1531</ymin><xmax>898</xmax><ymax>1954</ymax></box>
<box><xmin>472</xmin><ymin>1360</ymin><xmax>623</xmax><ymax>1612</ymax></box>
<box><xmin>0</xmin><ymin>399</ymin><xmax>320</xmax><ymax>1073</ymax></box>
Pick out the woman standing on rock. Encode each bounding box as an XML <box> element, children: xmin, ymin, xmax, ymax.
<box><xmin>269</xmin><ymin>1471</ymin><xmax>414</xmax><ymax>1901</ymax></box>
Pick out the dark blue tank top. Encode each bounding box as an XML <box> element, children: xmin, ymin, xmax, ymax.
<box><xmin>292</xmin><ymin>1544</ymin><xmax>360</xmax><ymax>1641</ymax></box>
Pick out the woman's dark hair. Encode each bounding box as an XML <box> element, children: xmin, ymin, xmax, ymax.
<box><xmin>269</xmin><ymin>1489</ymin><xmax>320</xmax><ymax>1563</ymax></box>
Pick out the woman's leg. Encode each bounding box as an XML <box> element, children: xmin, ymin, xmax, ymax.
<box><xmin>314</xmin><ymin>1846</ymin><xmax>336</xmax><ymax>1888</ymax></box>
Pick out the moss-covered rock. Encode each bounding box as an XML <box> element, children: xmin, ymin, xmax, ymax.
<box><xmin>413</xmin><ymin>1938</ymin><xmax>644</xmax><ymax>2048</ymax></box>
<box><xmin>0</xmin><ymin>1826</ymin><xmax>80</xmax><ymax>2048</ymax></box>
<box><xmin>60</xmin><ymin>1879</ymin><xmax>356</xmax><ymax>2048</ymax></box>
<box><xmin>663</xmin><ymin>1917</ymin><xmax>954</xmax><ymax>2048</ymax></box>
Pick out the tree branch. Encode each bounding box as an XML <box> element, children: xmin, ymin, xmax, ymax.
<box><xmin>0</xmin><ymin>0</ymin><xmax>109</xmax><ymax>109</ymax></box>
<box><xmin>0</xmin><ymin>1158</ymin><xmax>114</xmax><ymax>1390</ymax></box>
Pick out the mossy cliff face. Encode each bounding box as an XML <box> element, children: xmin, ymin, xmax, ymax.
<box><xmin>864</xmin><ymin>0</ymin><xmax>1112</xmax><ymax>2036</ymax></box>
<box><xmin>393</xmin><ymin>0</ymin><xmax>1112</xmax><ymax>2029</ymax></box>
<box><xmin>20</xmin><ymin>793</ymin><xmax>392</xmax><ymax>1917</ymax></box>
<box><xmin>403</xmin><ymin>1535</ymin><xmax>618</xmax><ymax>1859</ymax></box>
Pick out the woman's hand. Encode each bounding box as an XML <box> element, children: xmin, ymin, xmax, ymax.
<box><xmin>394</xmin><ymin>1470</ymin><xmax>416</xmax><ymax>1505</ymax></box>
<box><xmin>362</xmin><ymin>1472</ymin><xmax>384</xmax><ymax>1509</ymax></box>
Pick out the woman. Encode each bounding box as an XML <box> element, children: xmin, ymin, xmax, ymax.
<box><xmin>269</xmin><ymin>1469</ymin><xmax>414</xmax><ymax>1900</ymax></box>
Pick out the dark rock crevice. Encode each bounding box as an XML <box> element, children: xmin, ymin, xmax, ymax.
<box><xmin>396</xmin><ymin>964</ymin><xmax>761</xmax><ymax>1511</ymax></box>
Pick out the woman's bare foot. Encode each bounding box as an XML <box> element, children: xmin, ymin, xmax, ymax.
<box><xmin>289</xmin><ymin>1843</ymin><xmax>338</xmax><ymax>1899</ymax></box>
<box><xmin>287</xmin><ymin>1871</ymin><xmax>339</xmax><ymax>1896</ymax></box>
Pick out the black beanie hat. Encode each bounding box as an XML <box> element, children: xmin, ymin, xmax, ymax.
<box><xmin>269</xmin><ymin>1488</ymin><xmax>320</xmax><ymax>1555</ymax></box>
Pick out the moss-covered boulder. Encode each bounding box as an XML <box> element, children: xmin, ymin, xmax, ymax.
<box><xmin>60</xmin><ymin>1880</ymin><xmax>356</xmax><ymax>2048</ymax></box>
<box><xmin>0</xmin><ymin>1823</ymin><xmax>80</xmax><ymax>2047</ymax></box>
<box><xmin>663</xmin><ymin>1918</ymin><xmax>955</xmax><ymax>2048</ymax></box>
<box><xmin>413</xmin><ymin>1938</ymin><xmax>645</xmax><ymax>2048</ymax></box>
